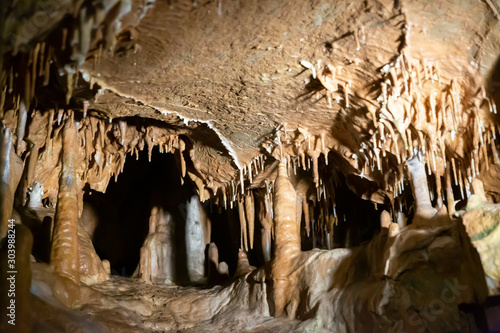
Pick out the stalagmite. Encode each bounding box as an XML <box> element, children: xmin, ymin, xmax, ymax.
<box><xmin>0</xmin><ymin>127</ymin><xmax>22</xmax><ymax>238</ymax></box>
<box><xmin>245</xmin><ymin>191</ymin><xmax>255</xmax><ymax>249</ymax></box>
<box><xmin>259</xmin><ymin>195</ymin><xmax>273</xmax><ymax>262</ymax></box>
<box><xmin>139</xmin><ymin>207</ymin><xmax>175</xmax><ymax>284</ymax></box>
<box><xmin>27</xmin><ymin>181</ymin><xmax>43</xmax><ymax>209</ymax></box>
<box><xmin>406</xmin><ymin>155</ymin><xmax>435</xmax><ymax>218</ymax></box>
<box><xmin>471</xmin><ymin>178</ymin><xmax>487</xmax><ymax>202</ymax></box>
<box><xmin>185</xmin><ymin>195</ymin><xmax>207</xmax><ymax>283</ymax></box>
<box><xmin>380</xmin><ymin>210</ymin><xmax>391</xmax><ymax>228</ymax></box>
<box><xmin>16</xmin><ymin>101</ymin><xmax>28</xmax><ymax>153</ymax></box>
<box><xmin>139</xmin><ymin>246</ymin><xmax>152</xmax><ymax>284</ymax></box>
<box><xmin>50</xmin><ymin>117</ymin><xmax>81</xmax><ymax>285</ymax></box>
<box><xmin>272</xmin><ymin>159</ymin><xmax>301</xmax><ymax>319</ymax></box>
<box><xmin>77</xmin><ymin>220</ymin><xmax>110</xmax><ymax>285</ymax></box>
<box><xmin>235</xmin><ymin>249</ymin><xmax>255</xmax><ymax>277</ymax></box>
<box><xmin>388</xmin><ymin>221</ymin><xmax>400</xmax><ymax>237</ymax></box>
<box><xmin>397</xmin><ymin>211</ymin><xmax>407</xmax><ymax>229</ymax></box>
<box><xmin>208</xmin><ymin>242</ymin><xmax>219</xmax><ymax>280</ymax></box>
<box><xmin>207</xmin><ymin>242</ymin><xmax>228</xmax><ymax>284</ymax></box>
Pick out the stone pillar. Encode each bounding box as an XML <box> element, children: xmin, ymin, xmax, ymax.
<box><xmin>50</xmin><ymin>118</ymin><xmax>80</xmax><ymax>284</ymax></box>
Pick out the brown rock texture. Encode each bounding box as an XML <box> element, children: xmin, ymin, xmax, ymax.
<box><xmin>1</xmin><ymin>0</ymin><xmax>500</xmax><ymax>331</ymax></box>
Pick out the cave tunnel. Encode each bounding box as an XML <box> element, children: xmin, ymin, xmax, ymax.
<box><xmin>2</xmin><ymin>0</ymin><xmax>500</xmax><ymax>332</ymax></box>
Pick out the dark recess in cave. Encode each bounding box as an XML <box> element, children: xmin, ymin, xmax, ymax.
<box><xmin>82</xmin><ymin>147</ymin><xmax>234</xmax><ymax>280</ymax></box>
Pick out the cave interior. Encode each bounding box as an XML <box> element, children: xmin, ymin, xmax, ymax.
<box><xmin>1</xmin><ymin>0</ymin><xmax>500</xmax><ymax>332</ymax></box>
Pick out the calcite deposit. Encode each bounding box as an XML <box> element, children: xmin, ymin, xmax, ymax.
<box><xmin>1</xmin><ymin>0</ymin><xmax>500</xmax><ymax>332</ymax></box>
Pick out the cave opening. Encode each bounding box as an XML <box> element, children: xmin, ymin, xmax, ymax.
<box><xmin>81</xmin><ymin>143</ymin><xmax>242</xmax><ymax>282</ymax></box>
<box><xmin>83</xmin><ymin>147</ymin><xmax>194</xmax><ymax>277</ymax></box>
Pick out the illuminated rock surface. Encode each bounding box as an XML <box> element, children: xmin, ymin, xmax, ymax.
<box><xmin>1</xmin><ymin>0</ymin><xmax>500</xmax><ymax>331</ymax></box>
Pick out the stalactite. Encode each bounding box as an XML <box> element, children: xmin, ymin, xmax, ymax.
<box><xmin>344</xmin><ymin>82</ymin><xmax>350</xmax><ymax>108</ymax></box>
<box><xmin>50</xmin><ymin>116</ymin><xmax>81</xmax><ymax>285</ymax></box>
<box><xmin>84</xmin><ymin>124</ymin><xmax>93</xmax><ymax>160</ymax></box>
<box><xmin>389</xmin><ymin>67</ymin><xmax>399</xmax><ymax>97</ymax></box>
<box><xmin>32</xmin><ymin>44</ymin><xmax>40</xmax><ymax>94</ymax></box>
<box><xmin>99</xmin><ymin>119</ymin><xmax>105</xmax><ymax>148</ymax></box>
<box><xmin>238</xmin><ymin>196</ymin><xmax>248</xmax><ymax>252</ymax></box>
<box><xmin>445</xmin><ymin>168</ymin><xmax>455</xmax><ymax>216</ymax></box>
<box><xmin>119</xmin><ymin>120</ymin><xmax>127</xmax><ymax>145</ymax></box>
<box><xmin>248</xmin><ymin>162</ymin><xmax>253</xmax><ymax>184</ymax></box>
<box><xmin>491</xmin><ymin>139</ymin><xmax>500</xmax><ymax>165</ymax></box>
<box><xmin>302</xmin><ymin>195</ymin><xmax>310</xmax><ymax>237</ymax></box>
<box><xmin>240</xmin><ymin>167</ymin><xmax>245</xmax><ymax>194</ymax></box>
<box><xmin>24</xmin><ymin>67</ymin><xmax>31</xmax><ymax>108</ymax></box>
<box><xmin>435</xmin><ymin>174</ymin><xmax>443</xmax><ymax>209</ymax></box>
<box><xmin>272</xmin><ymin>159</ymin><xmax>301</xmax><ymax>319</ymax></box>
<box><xmin>308</xmin><ymin>149</ymin><xmax>320</xmax><ymax>187</ymax></box>
<box><xmin>296</xmin><ymin>194</ymin><xmax>302</xmax><ymax>230</ymax></box>
<box><xmin>456</xmin><ymin>165</ymin><xmax>463</xmax><ymax>199</ymax></box>
<box><xmin>245</xmin><ymin>191</ymin><xmax>255</xmax><ymax>249</ymax></box>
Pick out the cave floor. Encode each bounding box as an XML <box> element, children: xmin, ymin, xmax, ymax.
<box><xmin>32</xmin><ymin>266</ymin><xmax>301</xmax><ymax>333</ymax></box>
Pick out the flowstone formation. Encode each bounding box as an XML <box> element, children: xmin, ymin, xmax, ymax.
<box><xmin>1</xmin><ymin>0</ymin><xmax>500</xmax><ymax>332</ymax></box>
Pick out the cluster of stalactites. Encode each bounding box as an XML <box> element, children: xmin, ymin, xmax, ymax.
<box><xmin>263</xmin><ymin>124</ymin><xmax>332</xmax><ymax>189</ymax></box>
<box><xmin>229</xmin><ymin>159</ymin><xmax>340</xmax><ymax>254</ymax></box>
<box><xmin>1</xmin><ymin>42</ymin><xmax>51</xmax><ymax>113</ymax></box>
<box><xmin>359</xmin><ymin>53</ymin><xmax>499</xmax><ymax>208</ymax></box>
<box><xmin>213</xmin><ymin>154</ymin><xmax>267</xmax><ymax>210</ymax></box>
<box><xmin>1</xmin><ymin>0</ymin><xmax>133</xmax><ymax>114</ymax></box>
<box><xmin>1</xmin><ymin>107</ymin><xmax>185</xmax><ymax>208</ymax></box>
<box><xmin>261</xmin><ymin>54</ymin><xmax>499</xmax><ymax>221</ymax></box>
<box><xmin>78</xmin><ymin>114</ymin><xmax>185</xmax><ymax>189</ymax></box>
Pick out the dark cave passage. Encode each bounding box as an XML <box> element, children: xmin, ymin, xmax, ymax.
<box><xmin>83</xmin><ymin>148</ymin><xmax>197</xmax><ymax>277</ymax></box>
<box><xmin>82</xmin><ymin>146</ymin><xmax>241</xmax><ymax>282</ymax></box>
